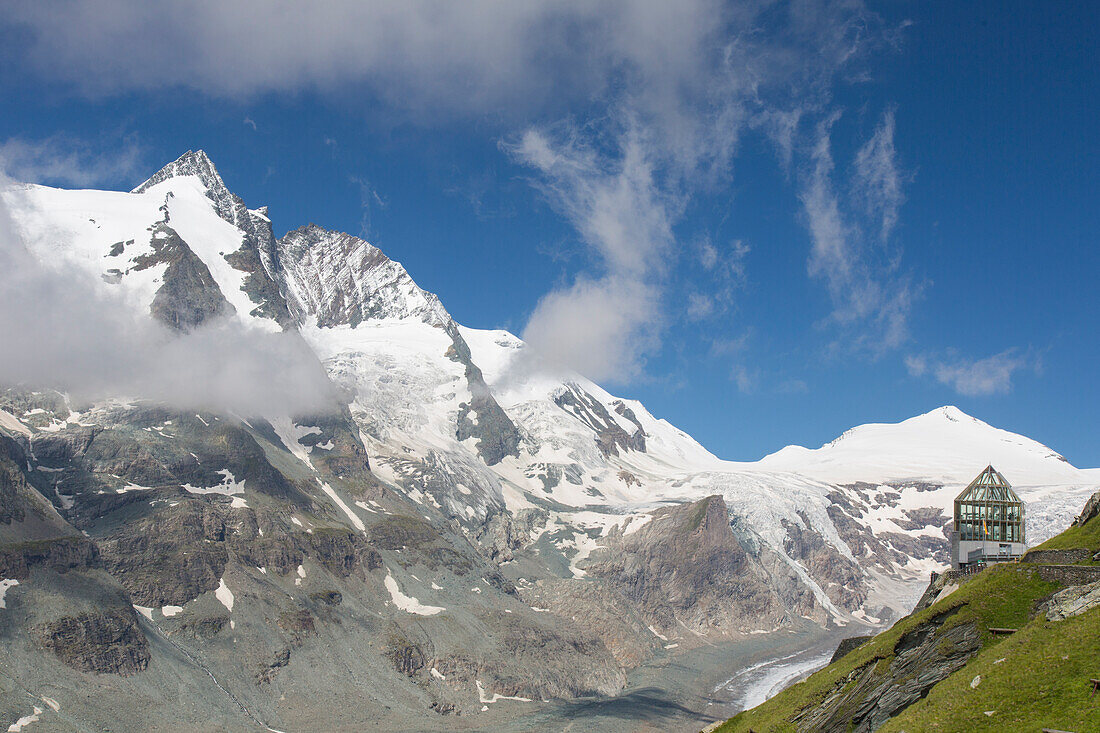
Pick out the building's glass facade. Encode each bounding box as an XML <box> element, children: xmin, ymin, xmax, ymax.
<box><xmin>953</xmin><ymin>465</ymin><xmax>1025</xmax><ymax>544</ymax></box>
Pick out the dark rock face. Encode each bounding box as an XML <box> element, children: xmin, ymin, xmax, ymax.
<box><xmin>369</xmin><ymin>515</ymin><xmax>470</xmax><ymax>574</ymax></box>
<box><xmin>0</xmin><ymin>441</ymin><xmax>28</xmax><ymax>525</ymax></box>
<box><xmin>553</xmin><ymin>384</ymin><xmax>646</xmax><ymax>458</ymax></box>
<box><xmin>0</xmin><ymin>536</ymin><xmax>98</xmax><ymax>580</ymax></box>
<box><xmin>793</xmin><ymin>608</ymin><xmax>979</xmax><ymax>733</ymax></box>
<box><xmin>286</xmin><ymin>410</ymin><xmax>380</xmax><ymax>494</ymax></box>
<box><xmin>133</xmin><ymin>221</ymin><xmax>234</xmax><ymax>330</ymax></box>
<box><xmin>384</xmin><ymin>629</ymin><xmax>426</xmax><ymax>677</ymax></box>
<box><xmin>783</xmin><ymin>510</ymin><xmax>866</xmax><ymax>612</ymax></box>
<box><xmin>35</xmin><ymin>608</ymin><xmax>151</xmax><ymax>676</ymax></box>
<box><xmin>98</xmin><ymin>501</ymin><xmax>229</xmax><ymax>606</ymax></box>
<box><xmin>446</xmin><ymin>331</ymin><xmax>521</xmax><ymax>466</ymax></box>
<box><xmin>455</xmin><ymin>390</ymin><xmax>520</xmax><ymax>466</ymax></box>
<box><xmin>1075</xmin><ymin>490</ymin><xmax>1100</xmax><ymax>527</ymax></box>
<box><xmin>829</xmin><ymin>635</ymin><xmax>872</xmax><ymax>664</ymax></box>
<box><xmin>305</xmin><ymin>528</ymin><xmax>382</xmax><ymax>577</ymax></box>
<box><xmin>133</xmin><ymin>150</ymin><xmax>293</xmax><ymax>328</ymax></box>
<box><xmin>585</xmin><ymin>495</ymin><xmax>784</xmax><ymax>633</ymax></box>
<box><xmin>177</xmin><ymin>615</ymin><xmax>228</xmax><ymax>639</ymax></box>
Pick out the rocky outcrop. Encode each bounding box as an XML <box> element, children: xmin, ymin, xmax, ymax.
<box><xmin>0</xmin><ymin>536</ymin><xmax>98</xmax><ymax>579</ymax></box>
<box><xmin>585</xmin><ymin>495</ymin><xmax>785</xmax><ymax>634</ymax></box>
<box><xmin>256</xmin><ymin>646</ymin><xmax>292</xmax><ymax>684</ymax></box>
<box><xmin>519</xmin><ymin>578</ymin><xmax>662</xmax><ymax>666</ymax></box>
<box><xmin>829</xmin><ymin>635</ymin><xmax>872</xmax><ymax>663</ymax></box>
<box><xmin>1022</xmin><ymin>548</ymin><xmax>1093</xmax><ymax>564</ymax></box>
<box><xmin>97</xmin><ymin>501</ymin><xmax>230</xmax><ymax>606</ymax></box>
<box><xmin>783</xmin><ymin>510</ymin><xmax>866</xmax><ymax>611</ymax></box>
<box><xmin>1075</xmin><ymin>490</ymin><xmax>1100</xmax><ymax>527</ymax></box>
<box><xmin>278</xmin><ymin>224</ymin><xmax>451</xmax><ymax>328</ymax></box>
<box><xmin>476</xmin><ymin>507</ymin><xmax>547</xmax><ymax>562</ymax></box>
<box><xmin>384</xmin><ymin>628</ymin><xmax>427</xmax><ymax>677</ymax></box>
<box><xmin>135</xmin><ymin>220</ymin><xmax>234</xmax><ymax>330</ymax></box>
<box><xmin>1045</xmin><ymin>579</ymin><xmax>1100</xmax><ymax>621</ymax></box>
<box><xmin>133</xmin><ymin>150</ymin><xmax>293</xmax><ymax>327</ymax></box>
<box><xmin>793</xmin><ymin>608</ymin><xmax>980</xmax><ymax>733</ymax></box>
<box><xmin>304</xmin><ymin>527</ymin><xmax>382</xmax><ymax>577</ymax></box>
<box><xmin>553</xmin><ymin>384</ymin><xmax>646</xmax><ymax>458</ymax></box>
<box><xmin>35</xmin><ymin>608</ymin><xmax>150</xmax><ymax>676</ymax></box>
<box><xmin>447</xmin><ymin>332</ymin><xmax>521</xmax><ymax>466</ymax></box>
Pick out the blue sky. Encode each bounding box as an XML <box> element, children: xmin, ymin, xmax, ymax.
<box><xmin>1</xmin><ymin>1</ymin><xmax>1097</xmax><ymax>466</ymax></box>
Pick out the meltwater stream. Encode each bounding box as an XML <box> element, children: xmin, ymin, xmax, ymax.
<box><xmin>716</xmin><ymin>642</ymin><xmax>836</xmax><ymax>713</ymax></box>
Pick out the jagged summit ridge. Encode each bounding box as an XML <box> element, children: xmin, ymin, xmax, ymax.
<box><xmin>131</xmin><ymin>150</ymin><xmax>272</xmax><ymax>246</ymax></box>
<box><xmin>132</xmin><ymin>150</ymin><xmax>220</xmax><ymax>193</ymax></box>
<box><xmin>278</xmin><ymin>223</ymin><xmax>450</xmax><ymax>329</ymax></box>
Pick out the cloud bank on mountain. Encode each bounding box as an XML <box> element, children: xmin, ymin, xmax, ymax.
<box><xmin>0</xmin><ymin>173</ymin><xmax>339</xmax><ymax>416</ymax></box>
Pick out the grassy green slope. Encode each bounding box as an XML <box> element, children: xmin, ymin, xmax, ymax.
<box><xmin>717</xmin><ymin>508</ymin><xmax>1100</xmax><ymax>733</ymax></box>
<box><xmin>879</xmin><ymin>605</ymin><xmax>1100</xmax><ymax>732</ymax></box>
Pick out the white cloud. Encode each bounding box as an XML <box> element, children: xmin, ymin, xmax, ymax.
<box><xmin>512</xmin><ymin>123</ymin><xmax>675</xmax><ymax>281</ymax></box>
<box><xmin>522</xmin><ymin>277</ymin><xmax>658</xmax><ymax>384</ymax></box>
<box><xmin>904</xmin><ymin>353</ymin><xmax>927</xmax><ymax>376</ymax></box>
<box><xmin>687</xmin><ymin>293</ymin><xmax>715</xmax><ymax>321</ymax></box>
<box><xmin>854</xmin><ymin>108</ymin><xmax>904</xmax><ymax>240</ymax></box>
<box><xmin>907</xmin><ymin>349</ymin><xmax>1033</xmax><ymax>396</ymax></box>
<box><xmin>0</xmin><ymin>174</ymin><xmax>339</xmax><ymax>416</ymax></box>
<box><xmin>1</xmin><ymin>1</ymin><xmax>682</xmax><ymax>116</ymax></box>
<box><xmin>0</xmin><ymin>136</ymin><xmax>145</xmax><ymax>188</ymax></box>
<box><xmin>508</xmin><ymin>122</ymin><xmax>675</xmax><ymax>381</ymax></box>
<box><xmin>732</xmin><ymin>365</ymin><xmax>757</xmax><ymax>394</ymax></box>
<box><xmin>800</xmin><ymin>112</ymin><xmax>915</xmax><ymax>352</ymax></box>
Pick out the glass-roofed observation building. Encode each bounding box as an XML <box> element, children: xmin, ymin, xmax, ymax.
<box><xmin>950</xmin><ymin>465</ymin><xmax>1026</xmax><ymax>569</ymax></box>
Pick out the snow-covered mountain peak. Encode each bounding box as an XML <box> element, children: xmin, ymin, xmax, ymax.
<box><xmin>132</xmin><ymin>149</ymin><xmax>225</xmax><ymax>198</ymax></box>
<box><xmin>277</xmin><ymin>224</ymin><xmax>451</xmax><ymax>329</ymax></box>
<box><xmin>130</xmin><ymin>151</ymin><xmax>270</xmax><ymax>242</ymax></box>
<box><xmin>757</xmin><ymin>405</ymin><xmax>1082</xmax><ymax>486</ymax></box>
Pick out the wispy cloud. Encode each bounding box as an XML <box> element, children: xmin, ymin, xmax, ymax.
<box><xmin>854</xmin><ymin>108</ymin><xmax>905</xmax><ymax>241</ymax></box>
<box><xmin>505</xmin><ymin>2</ymin><xmax>897</xmax><ymax>381</ymax></box>
<box><xmin>0</xmin><ymin>135</ymin><xmax>146</xmax><ymax>188</ymax></box>
<box><xmin>349</xmin><ymin>175</ymin><xmax>387</xmax><ymax>239</ymax></box>
<box><xmin>509</xmin><ymin>122</ymin><xmax>672</xmax><ymax>381</ymax></box>
<box><xmin>906</xmin><ymin>349</ymin><xmax>1035</xmax><ymax>396</ymax></box>
<box><xmin>800</xmin><ymin>111</ymin><xmax>916</xmax><ymax>352</ymax></box>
